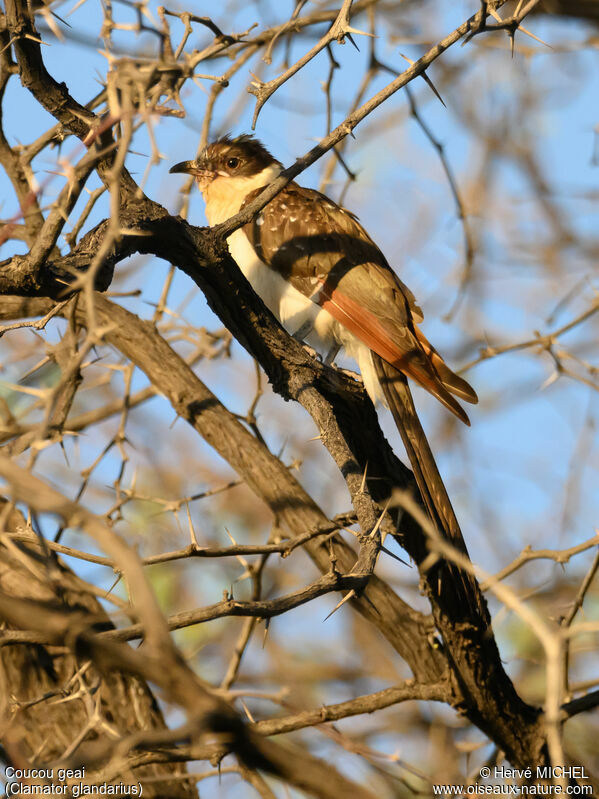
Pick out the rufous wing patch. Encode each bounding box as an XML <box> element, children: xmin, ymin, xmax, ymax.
<box><xmin>318</xmin><ymin>283</ymin><xmax>471</xmax><ymax>424</ymax></box>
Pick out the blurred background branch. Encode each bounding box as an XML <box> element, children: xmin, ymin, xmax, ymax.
<box><xmin>0</xmin><ymin>0</ymin><xmax>598</xmax><ymax>795</ymax></box>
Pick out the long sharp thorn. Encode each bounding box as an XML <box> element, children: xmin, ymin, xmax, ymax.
<box><xmin>399</xmin><ymin>52</ymin><xmax>445</xmax><ymax>107</ymax></box>
<box><xmin>380</xmin><ymin>545</ymin><xmax>411</xmax><ymax>567</ymax></box>
<box><xmin>370</xmin><ymin>497</ymin><xmax>391</xmax><ymax>539</ymax></box>
<box><xmin>323</xmin><ymin>589</ymin><xmax>356</xmax><ymax>621</ymax></box>
<box><xmin>186</xmin><ymin>502</ymin><xmax>199</xmax><ymax>547</ymax></box>
<box><xmin>345</xmin><ymin>32</ymin><xmax>360</xmax><ymax>52</ymax></box>
<box><xmin>359</xmin><ymin>461</ymin><xmax>368</xmax><ymax>493</ymax></box>
<box><xmin>518</xmin><ymin>26</ymin><xmax>552</xmax><ymax>49</ymax></box>
<box><xmin>240</xmin><ymin>699</ymin><xmax>255</xmax><ymax>723</ymax></box>
<box><xmin>345</xmin><ymin>26</ymin><xmax>375</xmax><ymax>38</ymax></box>
<box><xmin>421</xmin><ymin>72</ymin><xmax>446</xmax><ymax>107</ymax></box>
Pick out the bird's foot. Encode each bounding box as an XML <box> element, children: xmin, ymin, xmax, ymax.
<box><xmin>337</xmin><ymin>366</ymin><xmax>362</xmax><ymax>383</ymax></box>
<box><xmin>324</xmin><ymin>343</ymin><xmax>341</xmax><ymax>366</ymax></box>
<box><xmin>301</xmin><ymin>342</ymin><xmax>321</xmax><ymax>361</ymax></box>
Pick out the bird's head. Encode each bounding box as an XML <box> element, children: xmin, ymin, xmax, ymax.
<box><xmin>170</xmin><ymin>134</ymin><xmax>282</xmax><ymax>197</ymax></box>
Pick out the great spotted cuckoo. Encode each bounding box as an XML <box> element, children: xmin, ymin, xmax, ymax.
<box><xmin>170</xmin><ymin>135</ymin><xmax>478</xmax><ymax>549</ymax></box>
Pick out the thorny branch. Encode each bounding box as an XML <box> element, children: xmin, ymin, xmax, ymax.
<box><xmin>0</xmin><ymin>0</ymin><xmax>598</xmax><ymax>793</ymax></box>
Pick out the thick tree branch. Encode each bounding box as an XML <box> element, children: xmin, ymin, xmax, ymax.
<box><xmin>253</xmin><ymin>681</ymin><xmax>448</xmax><ymax>737</ymax></box>
<box><xmin>0</xmin><ymin>506</ymin><xmax>197</xmax><ymax>797</ymax></box>
<box><xmin>0</xmin><ymin>293</ymin><xmax>443</xmax><ymax>685</ymax></box>
<box><xmin>0</xmin><ymin>467</ymin><xmax>379</xmax><ymax>799</ymax></box>
<box><xmin>0</xmin><ymin>270</ymin><xmax>544</xmax><ymax>767</ymax></box>
<box><xmin>0</xmin><ymin>0</ymin><xmax>563</xmax><ymax>773</ymax></box>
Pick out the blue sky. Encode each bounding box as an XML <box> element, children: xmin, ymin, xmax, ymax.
<box><xmin>1</xmin><ymin>1</ymin><xmax>598</xmax><ymax>791</ymax></box>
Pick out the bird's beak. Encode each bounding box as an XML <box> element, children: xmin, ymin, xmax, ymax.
<box><xmin>169</xmin><ymin>160</ymin><xmax>198</xmax><ymax>175</ymax></box>
<box><xmin>170</xmin><ymin>159</ymin><xmax>218</xmax><ymax>192</ymax></box>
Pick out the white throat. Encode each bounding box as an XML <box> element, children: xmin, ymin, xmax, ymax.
<box><xmin>203</xmin><ymin>164</ymin><xmax>282</xmax><ymax>226</ymax></box>
<box><xmin>200</xmin><ymin>160</ymin><xmax>383</xmax><ymax>407</ymax></box>
<box><xmin>202</xmin><ymin>163</ymin><xmax>384</xmax><ymax>410</ymax></box>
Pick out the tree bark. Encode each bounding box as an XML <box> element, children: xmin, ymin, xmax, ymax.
<box><xmin>0</xmin><ymin>502</ymin><xmax>198</xmax><ymax>798</ymax></box>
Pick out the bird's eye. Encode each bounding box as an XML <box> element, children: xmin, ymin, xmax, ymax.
<box><xmin>227</xmin><ymin>157</ymin><xmax>240</xmax><ymax>169</ymax></box>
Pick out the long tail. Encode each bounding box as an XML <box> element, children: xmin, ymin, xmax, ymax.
<box><xmin>372</xmin><ymin>353</ymin><xmax>487</xmax><ymax>621</ymax></box>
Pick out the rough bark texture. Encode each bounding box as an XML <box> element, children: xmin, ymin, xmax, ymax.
<box><xmin>0</xmin><ymin>0</ymin><xmax>583</xmax><ymax>785</ymax></box>
<box><xmin>0</xmin><ymin>504</ymin><xmax>197</xmax><ymax>798</ymax></box>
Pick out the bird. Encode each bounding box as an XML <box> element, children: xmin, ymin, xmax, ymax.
<box><xmin>170</xmin><ymin>134</ymin><xmax>479</xmax><ymax>563</ymax></box>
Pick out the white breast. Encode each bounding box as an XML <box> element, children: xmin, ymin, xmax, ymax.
<box><xmin>227</xmin><ymin>227</ymin><xmax>337</xmax><ymax>348</ymax></box>
<box><xmin>204</xmin><ymin>168</ymin><xmax>384</xmax><ymax>405</ymax></box>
